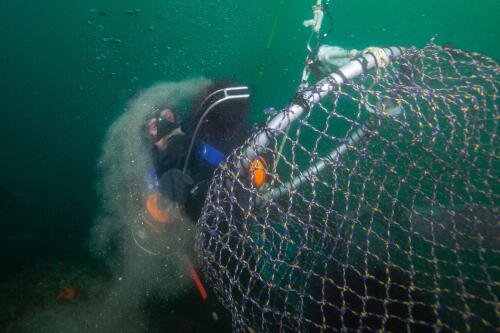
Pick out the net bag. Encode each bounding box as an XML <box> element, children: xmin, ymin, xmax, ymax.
<box><xmin>197</xmin><ymin>42</ymin><xmax>499</xmax><ymax>332</ymax></box>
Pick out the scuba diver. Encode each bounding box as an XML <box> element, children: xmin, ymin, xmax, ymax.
<box><xmin>146</xmin><ymin>81</ymin><xmax>249</xmax><ymax>216</ymax></box>
<box><xmin>132</xmin><ymin>79</ymin><xmax>251</xmax><ymax>261</ymax></box>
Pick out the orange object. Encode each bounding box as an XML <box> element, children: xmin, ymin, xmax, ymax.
<box><xmin>57</xmin><ymin>287</ymin><xmax>76</xmax><ymax>300</ymax></box>
<box><xmin>146</xmin><ymin>192</ymin><xmax>174</xmax><ymax>224</ymax></box>
<box><xmin>249</xmin><ymin>156</ymin><xmax>268</xmax><ymax>188</ymax></box>
<box><xmin>184</xmin><ymin>256</ymin><xmax>208</xmax><ymax>301</ymax></box>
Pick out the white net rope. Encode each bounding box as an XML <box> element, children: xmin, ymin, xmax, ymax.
<box><xmin>197</xmin><ymin>42</ymin><xmax>499</xmax><ymax>332</ymax></box>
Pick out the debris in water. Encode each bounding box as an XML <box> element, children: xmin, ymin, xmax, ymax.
<box><xmin>125</xmin><ymin>9</ymin><xmax>142</xmax><ymax>17</ymax></box>
<box><xmin>102</xmin><ymin>37</ymin><xmax>123</xmax><ymax>44</ymax></box>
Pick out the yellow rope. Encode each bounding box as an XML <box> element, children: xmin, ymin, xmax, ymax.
<box><xmin>255</xmin><ymin>0</ymin><xmax>286</xmax><ymax>87</ymax></box>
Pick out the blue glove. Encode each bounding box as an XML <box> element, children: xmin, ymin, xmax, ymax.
<box><xmin>158</xmin><ymin>169</ymin><xmax>194</xmax><ymax>205</ymax></box>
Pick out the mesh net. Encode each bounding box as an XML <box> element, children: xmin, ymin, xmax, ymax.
<box><xmin>196</xmin><ymin>43</ymin><xmax>499</xmax><ymax>332</ymax></box>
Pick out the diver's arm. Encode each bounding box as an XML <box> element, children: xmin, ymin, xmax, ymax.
<box><xmin>158</xmin><ymin>168</ymin><xmax>193</xmax><ymax>205</ymax></box>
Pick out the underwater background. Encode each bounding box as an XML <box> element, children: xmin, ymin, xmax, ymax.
<box><xmin>0</xmin><ymin>0</ymin><xmax>498</xmax><ymax>331</ymax></box>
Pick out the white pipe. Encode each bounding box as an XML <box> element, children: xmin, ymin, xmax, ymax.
<box><xmin>241</xmin><ymin>46</ymin><xmax>404</xmax><ymax>168</ymax></box>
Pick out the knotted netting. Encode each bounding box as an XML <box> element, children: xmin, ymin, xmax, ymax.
<box><xmin>196</xmin><ymin>42</ymin><xmax>499</xmax><ymax>332</ymax></box>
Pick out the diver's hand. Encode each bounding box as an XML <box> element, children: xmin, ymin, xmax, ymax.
<box><xmin>158</xmin><ymin>169</ymin><xmax>194</xmax><ymax>205</ymax></box>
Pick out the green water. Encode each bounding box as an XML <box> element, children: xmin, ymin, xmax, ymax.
<box><xmin>0</xmin><ymin>0</ymin><xmax>498</xmax><ymax>331</ymax></box>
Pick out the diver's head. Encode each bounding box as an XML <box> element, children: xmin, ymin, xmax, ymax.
<box><xmin>190</xmin><ymin>80</ymin><xmax>250</xmax><ymax>148</ymax></box>
<box><xmin>146</xmin><ymin>107</ymin><xmax>182</xmax><ymax>150</ymax></box>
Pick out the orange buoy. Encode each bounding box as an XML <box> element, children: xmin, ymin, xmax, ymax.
<box><xmin>249</xmin><ymin>156</ymin><xmax>268</xmax><ymax>188</ymax></box>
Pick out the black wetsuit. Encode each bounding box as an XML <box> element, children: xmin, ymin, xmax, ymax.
<box><xmin>151</xmin><ymin>133</ymin><xmax>189</xmax><ymax>175</ymax></box>
<box><xmin>151</xmin><ymin>110</ymin><xmax>249</xmax><ymax>221</ymax></box>
<box><xmin>151</xmin><ymin>127</ymin><xmax>218</xmax><ymax>221</ymax></box>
